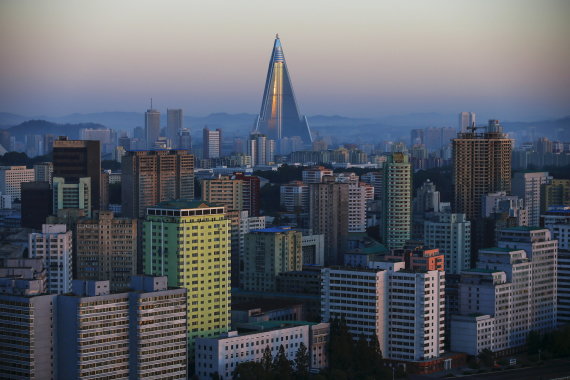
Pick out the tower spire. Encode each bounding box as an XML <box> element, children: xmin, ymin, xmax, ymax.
<box><xmin>254</xmin><ymin>35</ymin><xmax>312</xmax><ymax>145</ymax></box>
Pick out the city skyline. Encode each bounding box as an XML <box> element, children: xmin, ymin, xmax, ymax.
<box><xmin>1</xmin><ymin>1</ymin><xmax>569</xmax><ymax>121</ymax></box>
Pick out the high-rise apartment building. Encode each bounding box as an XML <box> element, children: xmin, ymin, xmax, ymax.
<box><xmin>458</xmin><ymin>112</ymin><xmax>476</xmax><ymax>132</ymax></box>
<box><xmin>512</xmin><ymin>171</ymin><xmax>552</xmax><ymax>227</ymax></box>
<box><xmin>247</xmin><ymin>132</ymin><xmax>276</xmax><ymax>166</ymax></box>
<box><xmin>0</xmin><ymin>165</ymin><xmax>35</xmax><ymax>201</ymax></box>
<box><xmin>145</xmin><ymin>108</ymin><xmax>161</xmax><ymax>148</ymax></box>
<box><xmin>280</xmin><ymin>181</ymin><xmax>309</xmax><ymax>213</ymax></box>
<box><xmin>52</xmin><ymin>137</ymin><xmax>101</xmax><ymax>211</ymax></box>
<box><xmin>233</xmin><ymin>173</ymin><xmax>261</xmax><ymax>216</ymax></box>
<box><xmin>541</xmin><ymin>179</ymin><xmax>570</xmax><ymax>211</ymax></box>
<box><xmin>142</xmin><ymin>200</ymin><xmax>231</xmax><ymax>350</ymax></box>
<box><xmin>57</xmin><ymin>277</ymin><xmax>187</xmax><ymax>379</ymax></box>
<box><xmin>424</xmin><ymin>213</ymin><xmax>471</xmax><ymax>274</ymax></box>
<box><xmin>452</xmin><ymin>120</ymin><xmax>512</xmax><ymax>220</ymax></box>
<box><xmin>543</xmin><ymin>221</ymin><xmax>570</xmax><ymax>325</ymax></box>
<box><xmin>28</xmin><ymin>224</ymin><xmax>72</xmax><ymax>294</ymax></box>
<box><xmin>254</xmin><ymin>35</ymin><xmax>312</xmax><ymax>145</ymax></box>
<box><xmin>203</xmin><ymin>127</ymin><xmax>222</xmax><ymax>159</ymax></box>
<box><xmin>0</xmin><ymin>286</ymin><xmax>56</xmax><ymax>379</ymax></box>
<box><xmin>381</xmin><ymin>153</ymin><xmax>412</xmax><ymax>250</ymax></box>
<box><xmin>321</xmin><ymin>264</ymin><xmax>445</xmax><ymax>362</ymax></box>
<box><xmin>76</xmin><ymin>211</ymin><xmax>137</xmax><ymax>292</ymax></box>
<box><xmin>53</xmin><ymin>177</ymin><xmax>91</xmax><ymax>217</ymax></box>
<box><xmin>451</xmin><ymin>227</ymin><xmax>557</xmax><ymax>355</ymax></box>
<box><xmin>167</xmin><ymin>108</ymin><xmax>183</xmax><ymax>147</ymax></box>
<box><xmin>121</xmin><ymin>149</ymin><xmax>195</xmax><ymax>218</ymax></box>
<box><xmin>242</xmin><ymin>226</ymin><xmax>302</xmax><ymax>292</ymax></box>
<box><xmin>309</xmin><ymin>177</ymin><xmax>349</xmax><ymax>265</ymax></box>
<box><xmin>201</xmin><ymin>174</ymin><xmax>260</xmax><ymax>216</ymax></box>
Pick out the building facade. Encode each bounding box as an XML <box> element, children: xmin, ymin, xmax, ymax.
<box><xmin>424</xmin><ymin>213</ymin><xmax>471</xmax><ymax>274</ymax></box>
<box><xmin>242</xmin><ymin>226</ymin><xmax>303</xmax><ymax>292</ymax></box>
<box><xmin>381</xmin><ymin>153</ymin><xmax>412</xmax><ymax>250</ymax></box>
<box><xmin>28</xmin><ymin>224</ymin><xmax>73</xmax><ymax>294</ymax></box>
<box><xmin>512</xmin><ymin>171</ymin><xmax>551</xmax><ymax>227</ymax></box>
<box><xmin>451</xmin><ymin>227</ymin><xmax>557</xmax><ymax>355</ymax></box>
<box><xmin>145</xmin><ymin>108</ymin><xmax>161</xmax><ymax>148</ymax></box>
<box><xmin>57</xmin><ymin>277</ymin><xmax>187</xmax><ymax>379</ymax></box>
<box><xmin>142</xmin><ymin>201</ymin><xmax>231</xmax><ymax>350</ymax></box>
<box><xmin>195</xmin><ymin>322</ymin><xmax>329</xmax><ymax>380</ymax></box>
<box><xmin>452</xmin><ymin>120</ymin><xmax>512</xmax><ymax>220</ymax></box>
<box><xmin>76</xmin><ymin>211</ymin><xmax>138</xmax><ymax>292</ymax></box>
<box><xmin>52</xmin><ymin>137</ymin><xmax>101</xmax><ymax>211</ymax></box>
<box><xmin>53</xmin><ymin>176</ymin><xmax>91</xmax><ymax>217</ymax></box>
<box><xmin>0</xmin><ymin>165</ymin><xmax>35</xmax><ymax>201</ymax></box>
<box><xmin>203</xmin><ymin>127</ymin><xmax>222</xmax><ymax>159</ymax></box>
<box><xmin>121</xmin><ymin>150</ymin><xmax>195</xmax><ymax>218</ymax></box>
<box><xmin>309</xmin><ymin>177</ymin><xmax>349</xmax><ymax>265</ymax></box>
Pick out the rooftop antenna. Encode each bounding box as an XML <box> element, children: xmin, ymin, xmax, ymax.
<box><xmin>276</xmin><ymin>33</ymin><xmax>279</xmax><ymax>39</ymax></box>
<box><xmin>150</xmin><ymin>97</ymin><xmax>153</xmax><ymax>109</ymax></box>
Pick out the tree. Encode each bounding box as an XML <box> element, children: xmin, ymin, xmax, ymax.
<box><xmin>261</xmin><ymin>345</ymin><xmax>273</xmax><ymax>373</ymax></box>
<box><xmin>294</xmin><ymin>342</ymin><xmax>310</xmax><ymax>379</ymax></box>
<box><xmin>233</xmin><ymin>361</ymin><xmax>267</xmax><ymax>380</ymax></box>
<box><xmin>272</xmin><ymin>344</ymin><xmax>293</xmax><ymax>379</ymax></box>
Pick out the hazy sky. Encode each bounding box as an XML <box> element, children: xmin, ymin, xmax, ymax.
<box><xmin>1</xmin><ymin>0</ymin><xmax>569</xmax><ymax>120</ymax></box>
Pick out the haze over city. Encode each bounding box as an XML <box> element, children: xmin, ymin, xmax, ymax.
<box><xmin>1</xmin><ymin>0</ymin><xmax>569</xmax><ymax>120</ymax></box>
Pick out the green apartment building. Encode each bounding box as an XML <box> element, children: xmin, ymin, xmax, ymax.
<box><xmin>142</xmin><ymin>200</ymin><xmax>231</xmax><ymax>349</ymax></box>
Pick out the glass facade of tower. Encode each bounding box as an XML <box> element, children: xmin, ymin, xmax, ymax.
<box><xmin>255</xmin><ymin>35</ymin><xmax>312</xmax><ymax>145</ymax></box>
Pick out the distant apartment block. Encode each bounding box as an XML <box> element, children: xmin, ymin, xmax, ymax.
<box><xmin>0</xmin><ymin>165</ymin><xmax>35</xmax><ymax>201</ymax></box>
<box><xmin>121</xmin><ymin>149</ymin><xmax>195</xmax><ymax>218</ymax></box>
<box><xmin>28</xmin><ymin>224</ymin><xmax>72</xmax><ymax>294</ymax></box>
<box><xmin>76</xmin><ymin>211</ymin><xmax>137</xmax><ymax>292</ymax></box>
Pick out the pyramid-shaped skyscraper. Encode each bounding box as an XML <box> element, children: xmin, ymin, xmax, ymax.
<box><xmin>254</xmin><ymin>35</ymin><xmax>312</xmax><ymax>145</ymax></box>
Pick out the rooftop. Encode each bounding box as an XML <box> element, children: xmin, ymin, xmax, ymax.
<box><xmin>149</xmin><ymin>199</ymin><xmax>220</xmax><ymax>210</ymax></box>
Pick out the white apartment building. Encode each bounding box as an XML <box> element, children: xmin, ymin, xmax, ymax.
<box><xmin>424</xmin><ymin>213</ymin><xmax>471</xmax><ymax>274</ymax></box>
<box><xmin>195</xmin><ymin>322</ymin><xmax>329</xmax><ymax>380</ymax></box>
<box><xmin>451</xmin><ymin>227</ymin><xmax>557</xmax><ymax>355</ymax></box>
<box><xmin>542</xmin><ymin>220</ymin><xmax>570</xmax><ymax>325</ymax></box>
<box><xmin>334</xmin><ymin>173</ymin><xmax>374</xmax><ymax>233</ymax></box>
<box><xmin>321</xmin><ymin>264</ymin><xmax>445</xmax><ymax>362</ymax></box>
<box><xmin>280</xmin><ymin>181</ymin><xmax>309</xmax><ymax>213</ymax></box>
<box><xmin>482</xmin><ymin>191</ymin><xmax>528</xmax><ymax>226</ymax></box>
<box><xmin>302</xmin><ymin>166</ymin><xmax>332</xmax><ymax>184</ymax></box>
<box><xmin>512</xmin><ymin>172</ymin><xmax>551</xmax><ymax>226</ymax></box>
<box><xmin>28</xmin><ymin>224</ymin><xmax>73</xmax><ymax>294</ymax></box>
<box><xmin>0</xmin><ymin>166</ymin><xmax>35</xmax><ymax>201</ymax></box>
<box><xmin>361</xmin><ymin>172</ymin><xmax>383</xmax><ymax>200</ymax></box>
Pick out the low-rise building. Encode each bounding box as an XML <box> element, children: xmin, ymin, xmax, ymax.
<box><xmin>195</xmin><ymin>321</ymin><xmax>329</xmax><ymax>380</ymax></box>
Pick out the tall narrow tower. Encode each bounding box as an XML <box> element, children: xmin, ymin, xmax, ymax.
<box><xmin>254</xmin><ymin>35</ymin><xmax>312</xmax><ymax>146</ymax></box>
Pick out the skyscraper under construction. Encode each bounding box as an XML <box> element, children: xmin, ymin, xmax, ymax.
<box><xmin>452</xmin><ymin>120</ymin><xmax>512</xmax><ymax>221</ymax></box>
<box><xmin>254</xmin><ymin>35</ymin><xmax>312</xmax><ymax>146</ymax></box>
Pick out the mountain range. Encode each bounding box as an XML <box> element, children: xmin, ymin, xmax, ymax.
<box><xmin>0</xmin><ymin>112</ymin><xmax>568</xmax><ymax>143</ymax></box>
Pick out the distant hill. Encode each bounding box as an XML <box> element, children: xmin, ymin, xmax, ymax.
<box><xmin>2</xmin><ymin>111</ymin><xmax>568</xmax><ymax>143</ymax></box>
<box><xmin>7</xmin><ymin>120</ymin><xmax>106</xmax><ymax>140</ymax></box>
